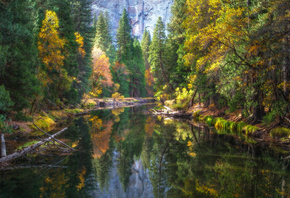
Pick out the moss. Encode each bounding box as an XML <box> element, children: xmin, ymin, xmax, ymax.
<box><xmin>30</xmin><ymin>115</ymin><xmax>56</xmax><ymax>130</ymax></box>
<box><xmin>270</xmin><ymin>127</ymin><xmax>290</xmax><ymax>140</ymax></box>
<box><xmin>17</xmin><ymin>140</ymin><xmax>39</xmax><ymax>150</ymax></box>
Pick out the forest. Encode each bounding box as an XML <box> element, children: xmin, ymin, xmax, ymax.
<box><xmin>0</xmin><ymin>0</ymin><xmax>290</xmax><ymax>140</ymax></box>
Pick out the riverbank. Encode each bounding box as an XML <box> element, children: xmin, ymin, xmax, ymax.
<box><xmin>2</xmin><ymin>98</ymin><xmax>156</xmax><ymax>158</ymax></box>
<box><xmin>152</xmin><ymin>102</ymin><xmax>290</xmax><ymax>153</ymax></box>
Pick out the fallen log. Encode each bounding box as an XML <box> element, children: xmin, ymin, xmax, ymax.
<box><xmin>33</xmin><ymin>123</ymin><xmax>74</xmax><ymax>151</ymax></box>
<box><xmin>1</xmin><ymin>164</ymin><xmax>68</xmax><ymax>171</ymax></box>
<box><xmin>0</xmin><ymin>127</ymin><xmax>68</xmax><ymax>164</ymax></box>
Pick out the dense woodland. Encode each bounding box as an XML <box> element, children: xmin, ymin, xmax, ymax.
<box><xmin>0</xmin><ymin>0</ymin><xmax>289</xmax><ymax>128</ymax></box>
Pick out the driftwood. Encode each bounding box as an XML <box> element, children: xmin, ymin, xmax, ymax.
<box><xmin>33</xmin><ymin>123</ymin><xmax>74</xmax><ymax>151</ymax></box>
<box><xmin>0</xmin><ymin>127</ymin><xmax>67</xmax><ymax>164</ymax></box>
<box><xmin>151</xmin><ymin>107</ymin><xmax>192</xmax><ymax>119</ymax></box>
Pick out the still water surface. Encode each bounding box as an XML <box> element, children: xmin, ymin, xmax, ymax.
<box><xmin>0</xmin><ymin>105</ymin><xmax>289</xmax><ymax>197</ymax></box>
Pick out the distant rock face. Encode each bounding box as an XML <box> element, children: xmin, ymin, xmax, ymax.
<box><xmin>92</xmin><ymin>0</ymin><xmax>173</xmax><ymax>40</ymax></box>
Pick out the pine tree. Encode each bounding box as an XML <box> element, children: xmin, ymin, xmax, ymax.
<box><xmin>149</xmin><ymin>17</ymin><xmax>175</xmax><ymax>93</ymax></box>
<box><xmin>115</xmin><ymin>9</ymin><xmax>133</xmax><ymax>97</ymax></box>
<box><xmin>94</xmin><ymin>12</ymin><xmax>112</xmax><ymax>52</ymax></box>
<box><xmin>0</xmin><ymin>0</ymin><xmax>40</xmax><ymax>111</ymax></box>
<box><xmin>141</xmin><ymin>29</ymin><xmax>154</xmax><ymax>96</ymax></box>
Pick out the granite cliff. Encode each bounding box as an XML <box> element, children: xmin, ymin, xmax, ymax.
<box><xmin>92</xmin><ymin>0</ymin><xmax>174</xmax><ymax>40</ymax></box>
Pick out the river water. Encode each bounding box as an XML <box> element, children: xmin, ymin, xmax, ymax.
<box><xmin>0</xmin><ymin>105</ymin><xmax>289</xmax><ymax>197</ymax></box>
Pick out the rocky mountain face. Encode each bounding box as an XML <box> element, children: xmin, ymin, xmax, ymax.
<box><xmin>92</xmin><ymin>0</ymin><xmax>174</xmax><ymax>40</ymax></box>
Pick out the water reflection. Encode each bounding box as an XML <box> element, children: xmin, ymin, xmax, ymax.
<box><xmin>0</xmin><ymin>105</ymin><xmax>289</xmax><ymax>197</ymax></box>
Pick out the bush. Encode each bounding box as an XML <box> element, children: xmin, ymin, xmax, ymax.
<box><xmin>262</xmin><ymin>110</ymin><xmax>277</xmax><ymax>125</ymax></box>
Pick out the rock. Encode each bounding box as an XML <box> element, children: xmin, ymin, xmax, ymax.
<box><xmin>92</xmin><ymin>0</ymin><xmax>174</xmax><ymax>40</ymax></box>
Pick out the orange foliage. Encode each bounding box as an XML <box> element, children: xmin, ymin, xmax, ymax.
<box><xmin>92</xmin><ymin>47</ymin><xmax>113</xmax><ymax>87</ymax></box>
<box><xmin>76</xmin><ymin>167</ymin><xmax>87</xmax><ymax>191</ymax></box>
<box><xmin>145</xmin><ymin>116</ymin><xmax>155</xmax><ymax>137</ymax></box>
<box><xmin>91</xmin><ymin>120</ymin><xmax>113</xmax><ymax>159</ymax></box>
<box><xmin>145</xmin><ymin>68</ymin><xmax>154</xmax><ymax>96</ymax></box>
<box><xmin>112</xmin><ymin>61</ymin><xmax>129</xmax><ymax>76</ymax></box>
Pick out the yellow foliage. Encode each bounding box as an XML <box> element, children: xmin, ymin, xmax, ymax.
<box><xmin>112</xmin><ymin>92</ymin><xmax>124</xmax><ymax>99</ymax></box>
<box><xmin>76</xmin><ymin>167</ymin><xmax>87</xmax><ymax>191</ymax></box>
<box><xmin>38</xmin><ymin>10</ymin><xmax>66</xmax><ymax>72</ymax></box>
<box><xmin>75</xmin><ymin>32</ymin><xmax>85</xmax><ymax>58</ymax></box>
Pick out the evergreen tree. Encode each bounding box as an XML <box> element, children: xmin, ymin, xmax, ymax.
<box><xmin>141</xmin><ymin>29</ymin><xmax>154</xmax><ymax>96</ymax></box>
<box><xmin>149</xmin><ymin>17</ymin><xmax>175</xmax><ymax>93</ymax></box>
<box><xmin>115</xmin><ymin>9</ymin><xmax>133</xmax><ymax>97</ymax></box>
<box><xmin>0</xmin><ymin>0</ymin><xmax>40</xmax><ymax>111</ymax></box>
<box><xmin>71</xmin><ymin>0</ymin><xmax>94</xmax><ymax>99</ymax></box>
<box><xmin>94</xmin><ymin>12</ymin><xmax>112</xmax><ymax>52</ymax></box>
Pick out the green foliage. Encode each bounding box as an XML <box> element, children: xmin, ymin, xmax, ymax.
<box><xmin>0</xmin><ymin>85</ymin><xmax>14</xmax><ymax>112</ymax></box>
<box><xmin>270</xmin><ymin>127</ymin><xmax>290</xmax><ymax>140</ymax></box>
<box><xmin>245</xmin><ymin>125</ymin><xmax>259</xmax><ymax>135</ymax></box>
<box><xmin>0</xmin><ymin>115</ymin><xmax>12</xmax><ymax>134</ymax></box>
<box><xmin>15</xmin><ymin>112</ymin><xmax>33</xmax><ymax>122</ymax></box>
<box><xmin>0</xmin><ymin>0</ymin><xmax>40</xmax><ymax>111</ymax></box>
<box><xmin>215</xmin><ymin>118</ymin><xmax>231</xmax><ymax>131</ymax></box>
<box><xmin>17</xmin><ymin>140</ymin><xmax>39</xmax><ymax>150</ymax></box>
<box><xmin>229</xmin><ymin>122</ymin><xmax>237</xmax><ymax>133</ymax></box>
<box><xmin>173</xmin><ymin>87</ymin><xmax>193</xmax><ymax>110</ymax></box>
<box><xmin>192</xmin><ymin>110</ymin><xmax>201</xmax><ymax>120</ymax></box>
<box><xmin>204</xmin><ymin>116</ymin><xmax>215</xmax><ymax>127</ymax></box>
<box><xmin>237</xmin><ymin>121</ymin><xmax>247</xmax><ymax>133</ymax></box>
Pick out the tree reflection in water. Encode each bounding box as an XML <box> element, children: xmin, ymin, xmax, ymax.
<box><xmin>0</xmin><ymin>106</ymin><xmax>289</xmax><ymax>198</ymax></box>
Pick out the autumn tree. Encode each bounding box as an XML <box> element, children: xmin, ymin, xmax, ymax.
<box><xmin>91</xmin><ymin>47</ymin><xmax>114</xmax><ymax>97</ymax></box>
<box><xmin>38</xmin><ymin>10</ymin><xmax>72</xmax><ymax>104</ymax></box>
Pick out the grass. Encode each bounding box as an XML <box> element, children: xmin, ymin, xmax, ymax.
<box><xmin>270</xmin><ymin>127</ymin><xmax>290</xmax><ymax>141</ymax></box>
<box><xmin>244</xmin><ymin>125</ymin><xmax>259</xmax><ymax>135</ymax></box>
<box><xmin>215</xmin><ymin>118</ymin><xmax>231</xmax><ymax>131</ymax></box>
<box><xmin>237</xmin><ymin>121</ymin><xmax>247</xmax><ymax>133</ymax></box>
<box><xmin>204</xmin><ymin>116</ymin><xmax>215</xmax><ymax>127</ymax></box>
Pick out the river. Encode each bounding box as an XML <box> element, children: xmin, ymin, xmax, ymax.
<box><xmin>0</xmin><ymin>105</ymin><xmax>289</xmax><ymax>197</ymax></box>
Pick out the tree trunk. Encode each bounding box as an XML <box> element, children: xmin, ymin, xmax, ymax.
<box><xmin>0</xmin><ymin>127</ymin><xmax>67</xmax><ymax>164</ymax></box>
<box><xmin>1</xmin><ymin>133</ymin><xmax>6</xmax><ymax>158</ymax></box>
